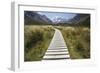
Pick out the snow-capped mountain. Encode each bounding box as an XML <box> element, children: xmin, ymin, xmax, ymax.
<box><xmin>53</xmin><ymin>17</ymin><xmax>69</xmax><ymax>24</ymax></box>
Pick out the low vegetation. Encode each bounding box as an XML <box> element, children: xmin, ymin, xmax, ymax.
<box><xmin>54</xmin><ymin>26</ymin><xmax>90</xmax><ymax>59</ymax></box>
<box><xmin>24</xmin><ymin>25</ymin><xmax>55</xmax><ymax>61</ymax></box>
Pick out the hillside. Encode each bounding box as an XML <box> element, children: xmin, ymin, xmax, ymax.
<box><xmin>24</xmin><ymin>11</ymin><xmax>53</xmax><ymax>25</ymax></box>
<box><xmin>68</xmin><ymin>14</ymin><xmax>90</xmax><ymax>27</ymax></box>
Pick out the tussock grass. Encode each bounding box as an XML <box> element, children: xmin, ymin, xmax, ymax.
<box><xmin>55</xmin><ymin>26</ymin><xmax>90</xmax><ymax>59</ymax></box>
<box><xmin>24</xmin><ymin>25</ymin><xmax>55</xmax><ymax>61</ymax></box>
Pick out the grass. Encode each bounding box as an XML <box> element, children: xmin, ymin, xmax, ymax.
<box><xmin>54</xmin><ymin>26</ymin><xmax>90</xmax><ymax>59</ymax></box>
<box><xmin>24</xmin><ymin>25</ymin><xmax>55</xmax><ymax>61</ymax></box>
<box><xmin>24</xmin><ymin>24</ymin><xmax>90</xmax><ymax>60</ymax></box>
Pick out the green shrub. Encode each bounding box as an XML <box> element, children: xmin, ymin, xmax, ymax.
<box><xmin>24</xmin><ymin>25</ymin><xmax>55</xmax><ymax>61</ymax></box>
<box><xmin>24</xmin><ymin>29</ymin><xmax>44</xmax><ymax>52</ymax></box>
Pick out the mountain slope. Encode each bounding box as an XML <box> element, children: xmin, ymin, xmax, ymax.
<box><xmin>24</xmin><ymin>11</ymin><xmax>52</xmax><ymax>25</ymax></box>
<box><xmin>68</xmin><ymin>14</ymin><xmax>90</xmax><ymax>27</ymax></box>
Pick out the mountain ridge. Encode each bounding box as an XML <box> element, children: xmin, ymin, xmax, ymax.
<box><xmin>24</xmin><ymin>11</ymin><xmax>53</xmax><ymax>25</ymax></box>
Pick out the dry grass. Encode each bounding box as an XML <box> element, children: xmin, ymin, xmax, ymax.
<box><xmin>55</xmin><ymin>26</ymin><xmax>90</xmax><ymax>59</ymax></box>
<box><xmin>24</xmin><ymin>25</ymin><xmax>55</xmax><ymax>61</ymax></box>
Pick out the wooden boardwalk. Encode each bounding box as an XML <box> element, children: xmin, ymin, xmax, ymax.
<box><xmin>43</xmin><ymin>29</ymin><xmax>70</xmax><ymax>60</ymax></box>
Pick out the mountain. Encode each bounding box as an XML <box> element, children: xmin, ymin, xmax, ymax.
<box><xmin>24</xmin><ymin>11</ymin><xmax>90</xmax><ymax>27</ymax></box>
<box><xmin>24</xmin><ymin>11</ymin><xmax>52</xmax><ymax>25</ymax></box>
<box><xmin>68</xmin><ymin>14</ymin><xmax>90</xmax><ymax>25</ymax></box>
<box><xmin>53</xmin><ymin>14</ymin><xmax>90</xmax><ymax>27</ymax></box>
<box><xmin>53</xmin><ymin>17</ymin><xmax>69</xmax><ymax>24</ymax></box>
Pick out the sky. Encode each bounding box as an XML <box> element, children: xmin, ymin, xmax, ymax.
<box><xmin>37</xmin><ymin>11</ymin><xmax>77</xmax><ymax>22</ymax></box>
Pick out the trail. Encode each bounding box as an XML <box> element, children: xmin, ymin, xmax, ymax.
<box><xmin>43</xmin><ymin>28</ymin><xmax>70</xmax><ymax>60</ymax></box>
